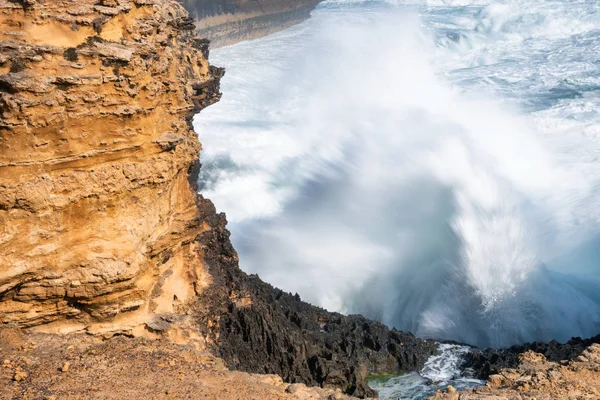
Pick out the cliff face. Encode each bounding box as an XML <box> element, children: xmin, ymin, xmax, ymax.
<box><xmin>0</xmin><ymin>0</ymin><xmax>223</xmax><ymax>336</ymax></box>
<box><xmin>180</xmin><ymin>0</ymin><xmax>322</xmax><ymax>47</ymax></box>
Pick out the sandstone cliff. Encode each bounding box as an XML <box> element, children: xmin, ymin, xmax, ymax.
<box><xmin>0</xmin><ymin>0</ymin><xmax>223</xmax><ymax>336</ymax></box>
<box><xmin>180</xmin><ymin>0</ymin><xmax>322</xmax><ymax>47</ymax></box>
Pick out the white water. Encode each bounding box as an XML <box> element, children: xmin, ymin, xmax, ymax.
<box><xmin>369</xmin><ymin>344</ymin><xmax>483</xmax><ymax>399</ymax></box>
<box><xmin>194</xmin><ymin>0</ymin><xmax>600</xmax><ymax>349</ymax></box>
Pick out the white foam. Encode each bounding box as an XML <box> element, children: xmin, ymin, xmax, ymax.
<box><xmin>369</xmin><ymin>344</ymin><xmax>484</xmax><ymax>399</ymax></box>
<box><xmin>421</xmin><ymin>344</ymin><xmax>473</xmax><ymax>382</ymax></box>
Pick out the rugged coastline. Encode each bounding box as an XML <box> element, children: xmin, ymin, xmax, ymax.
<box><xmin>462</xmin><ymin>334</ymin><xmax>600</xmax><ymax>380</ymax></box>
<box><xmin>435</xmin><ymin>342</ymin><xmax>600</xmax><ymax>399</ymax></box>
<box><xmin>190</xmin><ymin>207</ymin><xmax>437</xmax><ymax>396</ymax></box>
<box><xmin>1</xmin><ymin>0</ymin><xmax>600</xmax><ymax>399</ymax></box>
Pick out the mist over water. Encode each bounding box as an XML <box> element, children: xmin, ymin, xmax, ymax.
<box><xmin>195</xmin><ymin>0</ymin><xmax>600</xmax><ymax>348</ymax></box>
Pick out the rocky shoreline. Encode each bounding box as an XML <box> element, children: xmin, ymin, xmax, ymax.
<box><xmin>1</xmin><ymin>0</ymin><xmax>599</xmax><ymax>399</ymax></box>
<box><xmin>188</xmin><ymin>198</ymin><xmax>438</xmax><ymax>397</ymax></box>
<box><xmin>435</xmin><ymin>342</ymin><xmax>600</xmax><ymax>399</ymax></box>
<box><xmin>461</xmin><ymin>334</ymin><xmax>600</xmax><ymax>379</ymax></box>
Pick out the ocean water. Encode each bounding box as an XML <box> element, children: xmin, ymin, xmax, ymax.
<box><xmin>368</xmin><ymin>344</ymin><xmax>483</xmax><ymax>399</ymax></box>
<box><xmin>194</xmin><ymin>0</ymin><xmax>600</xmax><ymax>391</ymax></box>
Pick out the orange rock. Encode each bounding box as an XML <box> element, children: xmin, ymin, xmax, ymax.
<box><xmin>0</xmin><ymin>0</ymin><xmax>222</xmax><ymax>337</ymax></box>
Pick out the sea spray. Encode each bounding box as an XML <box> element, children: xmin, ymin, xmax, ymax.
<box><xmin>195</xmin><ymin>0</ymin><xmax>600</xmax><ymax>348</ymax></box>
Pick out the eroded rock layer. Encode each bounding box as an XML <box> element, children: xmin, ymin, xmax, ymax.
<box><xmin>0</xmin><ymin>0</ymin><xmax>223</xmax><ymax>335</ymax></box>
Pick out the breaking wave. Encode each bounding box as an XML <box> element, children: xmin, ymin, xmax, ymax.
<box><xmin>194</xmin><ymin>0</ymin><xmax>600</xmax><ymax>348</ymax></box>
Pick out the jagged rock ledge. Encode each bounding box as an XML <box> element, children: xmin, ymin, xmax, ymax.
<box><xmin>462</xmin><ymin>334</ymin><xmax>600</xmax><ymax>379</ymax></box>
<box><xmin>191</xmin><ymin>200</ymin><xmax>438</xmax><ymax>397</ymax></box>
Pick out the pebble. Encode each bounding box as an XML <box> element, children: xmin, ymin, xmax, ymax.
<box><xmin>13</xmin><ymin>370</ymin><xmax>28</xmax><ymax>382</ymax></box>
<box><xmin>61</xmin><ymin>361</ymin><xmax>70</xmax><ymax>372</ymax></box>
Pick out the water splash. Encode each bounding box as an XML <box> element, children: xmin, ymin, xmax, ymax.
<box><xmin>195</xmin><ymin>0</ymin><xmax>600</xmax><ymax>348</ymax></box>
<box><xmin>369</xmin><ymin>344</ymin><xmax>483</xmax><ymax>399</ymax></box>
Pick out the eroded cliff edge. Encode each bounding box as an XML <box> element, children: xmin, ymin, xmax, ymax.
<box><xmin>180</xmin><ymin>0</ymin><xmax>322</xmax><ymax>47</ymax></box>
<box><xmin>0</xmin><ymin>0</ymin><xmax>223</xmax><ymax>336</ymax></box>
<box><xmin>0</xmin><ymin>1</ymin><xmax>437</xmax><ymax>397</ymax></box>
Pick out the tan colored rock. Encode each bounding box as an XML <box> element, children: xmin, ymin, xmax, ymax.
<box><xmin>0</xmin><ymin>331</ymin><xmax>363</xmax><ymax>400</ymax></box>
<box><xmin>0</xmin><ymin>0</ymin><xmax>223</xmax><ymax>338</ymax></box>
<box><xmin>486</xmin><ymin>374</ymin><xmax>504</xmax><ymax>388</ymax></box>
<box><xmin>13</xmin><ymin>369</ymin><xmax>28</xmax><ymax>381</ymax></box>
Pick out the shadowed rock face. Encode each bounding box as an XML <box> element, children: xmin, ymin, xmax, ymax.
<box><xmin>191</xmin><ymin>203</ymin><xmax>438</xmax><ymax>398</ymax></box>
<box><xmin>0</xmin><ymin>0</ymin><xmax>223</xmax><ymax>335</ymax></box>
<box><xmin>180</xmin><ymin>0</ymin><xmax>322</xmax><ymax>47</ymax></box>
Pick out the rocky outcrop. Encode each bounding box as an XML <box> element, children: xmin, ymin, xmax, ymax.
<box><xmin>180</xmin><ymin>0</ymin><xmax>322</xmax><ymax>47</ymax></box>
<box><xmin>462</xmin><ymin>334</ymin><xmax>600</xmax><ymax>379</ymax></box>
<box><xmin>0</xmin><ymin>0</ymin><xmax>223</xmax><ymax>336</ymax></box>
<box><xmin>431</xmin><ymin>343</ymin><xmax>600</xmax><ymax>399</ymax></box>
<box><xmin>190</xmin><ymin>202</ymin><xmax>438</xmax><ymax>398</ymax></box>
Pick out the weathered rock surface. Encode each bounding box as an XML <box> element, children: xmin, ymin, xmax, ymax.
<box><xmin>191</xmin><ymin>203</ymin><xmax>438</xmax><ymax>397</ymax></box>
<box><xmin>462</xmin><ymin>334</ymin><xmax>600</xmax><ymax>379</ymax></box>
<box><xmin>180</xmin><ymin>0</ymin><xmax>322</xmax><ymax>47</ymax></box>
<box><xmin>0</xmin><ymin>0</ymin><xmax>223</xmax><ymax>335</ymax></box>
<box><xmin>431</xmin><ymin>343</ymin><xmax>600</xmax><ymax>399</ymax></box>
<box><xmin>0</xmin><ymin>327</ymin><xmax>364</xmax><ymax>400</ymax></box>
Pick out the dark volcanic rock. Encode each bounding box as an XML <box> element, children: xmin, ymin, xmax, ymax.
<box><xmin>191</xmin><ymin>199</ymin><xmax>438</xmax><ymax>398</ymax></box>
<box><xmin>463</xmin><ymin>334</ymin><xmax>600</xmax><ymax>379</ymax></box>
